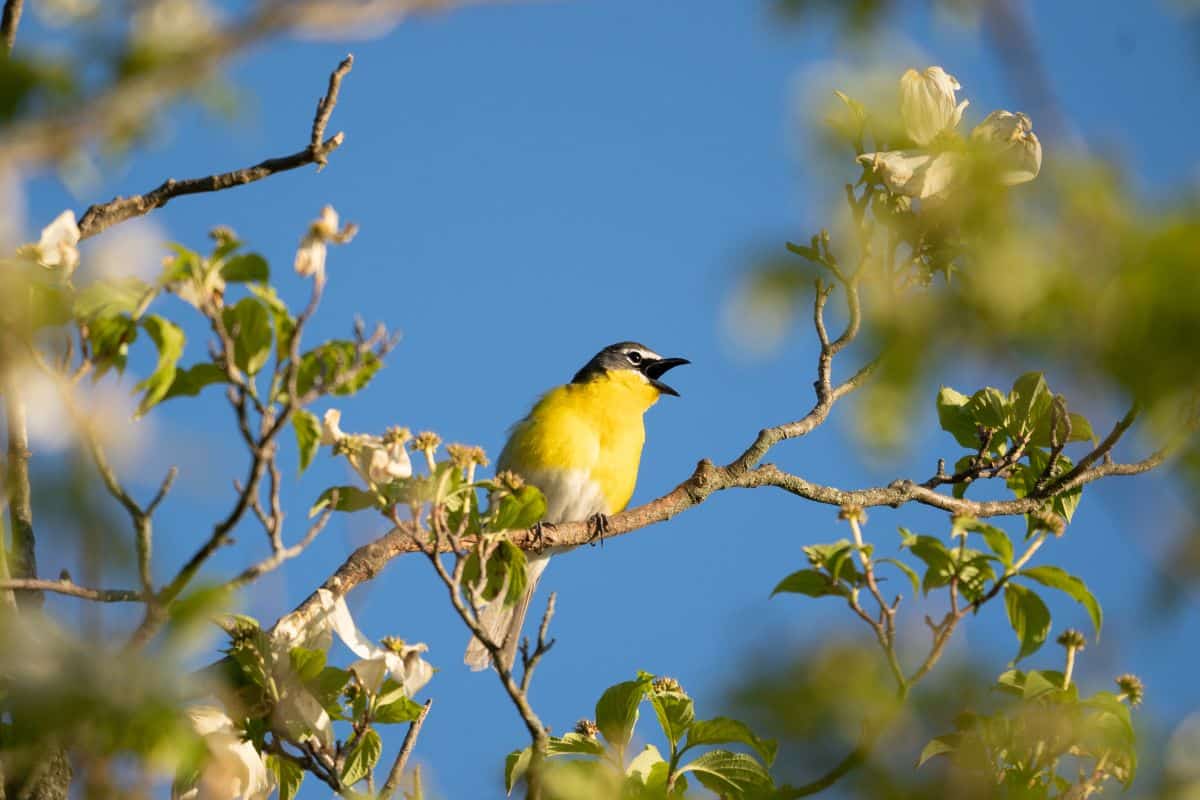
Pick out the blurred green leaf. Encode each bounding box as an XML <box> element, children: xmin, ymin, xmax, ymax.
<box><xmin>74</xmin><ymin>277</ymin><xmax>152</xmax><ymax>319</ymax></box>
<box><xmin>547</xmin><ymin>733</ymin><xmax>606</xmax><ymax>757</ymax></box>
<box><xmin>917</xmin><ymin>734</ymin><xmax>958</xmax><ymax>767</ymax></box>
<box><xmin>375</xmin><ymin>695</ymin><xmax>424</xmax><ymax>724</ymax></box>
<box><xmin>220</xmin><ymin>253</ymin><xmax>269</xmax><ymax>283</ymax></box>
<box><xmin>266</xmin><ymin>754</ymin><xmax>304</xmax><ymax>800</ymax></box>
<box><xmin>492</xmin><ymin>485</ymin><xmax>547</xmax><ymax>531</ymax></box>
<box><xmin>247</xmin><ymin>284</ymin><xmax>297</xmax><ymax>363</ymax></box>
<box><xmin>289</xmin><ymin>647</ymin><xmax>326</xmax><ymax>682</ymax></box>
<box><xmin>134</xmin><ymin>315</ymin><xmax>185</xmax><ymax>417</ymax></box>
<box><xmin>297</xmin><ymin>341</ymin><xmax>381</xmax><ymax>398</ymax></box>
<box><xmin>877</xmin><ymin>557</ymin><xmax>920</xmax><ymax>596</ymax></box>
<box><xmin>85</xmin><ymin>314</ymin><xmax>138</xmax><ymax>378</ymax></box>
<box><xmin>309</xmin><ymin>486</ymin><xmax>379</xmax><ymax>517</ymax></box>
<box><xmin>291</xmin><ymin>409</ymin><xmax>321</xmax><ymax>474</ymax></box>
<box><xmin>956</xmin><ymin>517</ymin><xmax>1014</xmax><ymax>568</ymax></box>
<box><xmin>685</xmin><ymin>717</ymin><xmax>777</xmax><ymax>766</ymax></box>
<box><xmin>505</xmin><ymin>747</ymin><xmax>531</xmax><ymax>795</ymax></box>
<box><xmin>222</xmin><ymin>297</ymin><xmax>272</xmax><ymax>376</ymax></box>
<box><xmin>1019</xmin><ymin>565</ymin><xmax>1102</xmax><ymax>638</ymax></box>
<box><xmin>1004</xmin><ymin>583</ymin><xmax>1051</xmax><ymax>662</ymax></box>
<box><xmin>163</xmin><ymin>362</ymin><xmax>226</xmax><ymax>401</ymax></box>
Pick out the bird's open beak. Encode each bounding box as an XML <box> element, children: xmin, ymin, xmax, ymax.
<box><xmin>643</xmin><ymin>357</ymin><xmax>690</xmax><ymax>397</ymax></box>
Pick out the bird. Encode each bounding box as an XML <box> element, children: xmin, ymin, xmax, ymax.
<box><xmin>464</xmin><ymin>341</ymin><xmax>688</xmax><ymax>671</ymax></box>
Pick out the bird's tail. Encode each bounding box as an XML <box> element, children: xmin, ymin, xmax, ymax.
<box><xmin>464</xmin><ymin>553</ymin><xmax>551</xmax><ymax>672</ymax></box>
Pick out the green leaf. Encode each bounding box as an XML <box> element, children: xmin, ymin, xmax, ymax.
<box><xmin>266</xmin><ymin>754</ymin><xmax>304</xmax><ymax>800</ymax></box>
<box><xmin>134</xmin><ymin>314</ymin><xmax>185</xmax><ymax>416</ymax></box>
<box><xmin>899</xmin><ymin>531</ymin><xmax>955</xmax><ymax>594</ymax></box>
<box><xmin>220</xmin><ymin>253</ymin><xmax>269</xmax><ymax>283</ymax></box>
<box><xmin>967</xmin><ymin>387</ymin><xmax>1009</xmax><ymax>434</ymax></box>
<box><xmin>547</xmin><ymin>732</ymin><xmax>606</xmax><ymax>757</ymax></box>
<box><xmin>936</xmin><ymin>386</ymin><xmax>978</xmax><ymax>448</ymax></box>
<box><xmin>678</xmin><ymin>750</ymin><xmax>773</xmax><ymax>797</ymax></box>
<box><xmin>1067</xmin><ymin>412</ymin><xmax>1095</xmax><ymax>443</ymax></box>
<box><xmin>472</xmin><ymin>540</ymin><xmax>528</xmax><ymax>606</ymax></box>
<box><xmin>1022</xmin><ymin>669</ymin><xmax>1066</xmax><ymax>700</ymax></box>
<box><xmin>307</xmin><ymin>666</ymin><xmax>351</xmax><ymax>717</ymax></box>
<box><xmin>297</xmin><ymin>340</ymin><xmax>382</xmax><ymax>398</ymax></box>
<box><xmin>374</xmin><ymin>695</ymin><xmax>424</xmax><ymax>724</ymax></box>
<box><xmin>491</xmin><ymin>485</ymin><xmax>547</xmax><ymax>531</ymax></box>
<box><xmin>85</xmin><ymin>313</ymin><xmax>138</xmax><ymax>377</ymax></box>
<box><xmin>650</xmin><ymin>691</ymin><xmax>694</xmax><ymax>752</ymax></box>
<box><xmin>288</xmin><ymin>646</ymin><xmax>326</xmax><ymax>682</ymax></box>
<box><xmin>877</xmin><ymin>557</ymin><xmax>920</xmax><ymax>596</ymax></box>
<box><xmin>163</xmin><ymin>362</ymin><xmax>226</xmax><ymax>400</ymax></box>
<box><xmin>1004</xmin><ymin>583</ymin><xmax>1051</xmax><ymax>662</ymax></box>
<box><xmin>74</xmin><ymin>277</ymin><xmax>152</xmax><ymax>319</ymax></box>
<box><xmin>595</xmin><ymin>677</ymin><xmax>651</xmax><ymax>753</ymax></box>
<box><xmin>247</xmin><ymin>284</ymin><xmax>296</xmax><ymax>363</ymax></box>
<box><xmin>626</xmin><ymin>744</ymin><xmax>666</xmax><ymax>779</ymax></box>
<box><xmin>309</xmin><ymin>486</ymin><xmax>380</xmax><ymax>517</ymax></box>
<box><xmin>292</xmin><ymin>409</ymin><xmax>321</xmax><ymax>474</ymax></box>
<box><xmin>340</xmin><ymin>728</ymin><xmax>382</xmax><ymax>787</ymax></box>
<box><xmin>956</xmin><ymin>517</ymin><xmax>1014</xmax><ymax>568</ymax></box>
<box><xmin>1009</xmin><ymin>372</ymin><xmax>1051</xmax><ymax>439</ymax></box>
<box><xmin>685</xmin><ymin>717</ymin><xmax>777</xmax><ymax>766</ymax></box>
<box><xmin>505</xmin><ymin>748</ymin><xmax>532</xmax><ymax>795</ymax></box>
<box><xmin>1019</xmin><ymin>565</ymin><xmax>1103</xmax><ymax>638</ymax></box>
<box><xmin>222</xmin><ymin>297</ymin><xmax>273</xmax><ymax>376</ymax></box>
<box><xmin>917</xmin><ymin>734</ymin><xmax>958</xmax><ymax>767</ymax></box>
<box><xmin>770</xmin><ymin>569</ymin><xmax>847</xmax><ymax>599</ymax></box>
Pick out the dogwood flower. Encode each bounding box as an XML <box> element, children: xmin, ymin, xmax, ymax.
<box><xmin>900</xmin><ymin>66</ymin><xmax>968</xmax><ymax>146</ymax></box>
<box><xmin>182</xmin><ymin>706</ymin><xmax>273</xmax><ymax>800</ymax></box>
<box><xmin>857</xmin><ymin>66</ymin><xmax>1041</xmax><ymax>200</ymax></box>
<box><xmin>319</xmin><ymin>409</ymin><xmax>413</xmax><ymax>485</ymax></box>
<box><xmin>970</xmin><ymin>110</ymin><xmax>1042</xmax><ymax>185</ymax></box>
<box><xmin>317</xmin><ymin>589</ymin><xmax>433</xmax><ymax>696</ymax></box>
<box><xmin>24</xmin><ymin>210</ymin><xmax>80</xmax><ymax>275</ymax></box>
<box><xmin>294</xmin><ymin>205</ymin><xmax>356</xmax><ymax>281</ymax></box>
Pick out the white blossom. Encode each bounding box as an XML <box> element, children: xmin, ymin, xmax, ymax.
<box><xmin>294</xmin><ymin>205</ymin><xmax>354</xmax><ymax>281</ymax></box>
<box><xmin>319</xmin><ymin>408</ymin><xmax>413</xmax><ymax>485</ymax></box>
<box><xmin>27</xmin><ymin>210</ymin><xmax>81</xmax><ymax>275</ymax></box>
<box><xmin>857</xmin><ymin>149</ymin><xmax>962</xmax><ymax>200</ymax></box>
<box><xmin>319</xmin><ymin>408</ymin><xmax>345</xmax><ymax>446</ymax></box>
<box><xmin>319</xmin><ymin>589</ymin><xmax>433</xmax><ymax>696</ymax></box>
<box><xmin>899</xmin><ymin>66</ymin><xmax>968</xmax><ymax>146</ymax></box>
<box><xmin>182</xmin><ymin>706</ymin><xmax>273</xmax><ymax>800</ymax></box>
<box><xmin>970</xmin><ymin>110</ymin><xmax>1043</xmax><ymax>186</ymax></box>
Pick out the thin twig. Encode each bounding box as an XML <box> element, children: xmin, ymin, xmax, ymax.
<box><xmin>0</xmin><ymin>578</ymin><xmax>142</xmax><ymax>602</ymax></box>
<box><xmin>3</xmin><ymin>379</ymin><xmax>39</xmax><ymax>608</ymax></box>
<box><xmin>378</xmin><ymin>699</ymin><xmax>432</xmax><ymax>800</ymax></box>
<box><xmin>75</xmin><ymin>55</ymin><xmax>354</xmax><ymax>240</ymax></box>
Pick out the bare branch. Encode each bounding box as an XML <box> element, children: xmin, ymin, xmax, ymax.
<box><xmin>378</xmin><ymin>700</ymin><xmax>432</xmax><ymax>800</ymax></box>
<box><xmin>1</xmin><ymin>0</ymin><xmax>22</xmax><ymax>55</ymax></box>
<box><xmin>0</xmin><ymin>577</ymin><xmax>142</xmax><ymax>603</ymax></box>
<box><xmin>75</xmin><ymin>55</ymin><xmax>354</xmax><ymax>240</ymax></box>
<box><xmin>3</xmin><ymin>381</ymin><xmax>39</xmax><ymax>608</ymax></box>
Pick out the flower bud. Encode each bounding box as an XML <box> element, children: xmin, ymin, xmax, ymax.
<box><xmin>900</xmin><ymin>66</ymin><xmax>968</xmax><ymax>146</ymax></box>
<box><xmin>970</xmin><ymin>110</ymin><xmax>1042</xmax><ymax>185</ymax></box>
<box><xmin>574</xmin><ymin>719</ymin><xmax>600</xmax><ymax>738</ymax></box>
<box><xmin>652</xmin><ymin>676</ymin><xmax>685</xmax><ymax>696</ymax></box>
<box><xmin>1056</xmin><ymin>628</ymin><xmax>1086</xmax><ymax>651</ymax></box>
<box><xmin>1115</xmin><ymin>673</ymin><xmax>1144</xmax><ymax>707</ymax></box>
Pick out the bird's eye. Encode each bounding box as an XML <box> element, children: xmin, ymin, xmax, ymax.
<box><xmin>626</xmin><ymin>351</ymin><xmax>643</xmax><ymax>365</ymax></box>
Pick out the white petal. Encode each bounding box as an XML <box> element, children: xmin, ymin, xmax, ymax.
<box><xmin>970</xmin><ymin>110</ymin><xmax>1042</xmax><ymax>185</ymax></box>
<box><xmin>188</xmin><ymin>705</ymin><xmax>235</xmax><ymax>737</ymax></box>
<box><xmin>900</xmin><ymin>66</ymin><xmax>965</xmax><ymax>146</ymax></box>
<box><xmin>323</xmin><ymin>590</ymin><xmax>382</xmax><ymax>661</ymax></box>
<box><xmin>858</xmin><ymin>149</ymin><xmax>961</xmax><ymax>199</ymax></box>
<box><xmin>400</xmin><ymin>647</ymin><xmax>434</xmax><ymax>695</ymax></box>
<box><xmin>384</xmin><ymin>441</ymin><xmax>413</xmax><ymax>479</ymax></box>
<box><xmin>364</xmin><ymin>446</ymin><xmax>393</xmax><ymax>484</ymax></box>
<box><xmin>349</xmin><ymin>655</ymin><xmax>389</xmax><ymax>694</ymax></box>
<box><xmin>313</xmin><ymin>205</ymin><xmax>339</xmax><ymax>239</ymax></box>
<box><xmin>38</xmin><ymin>209</ymin><xmax>79</xmax><ymax>251</ymax></box>
<box><xmin>319</xmin><ymin>408</ymin><xmax>344</xmax><ymax>446</ymax></box>
<box><xmin>293</xmin><ymin>236</ymin><xmax>326</xmax><ymax>278</ymax></box>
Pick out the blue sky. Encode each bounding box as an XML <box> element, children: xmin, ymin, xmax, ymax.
<box><xmin>15</xmin><ymin>0</ymin><xmax>1200</xmax><ymax>796</ymax></box>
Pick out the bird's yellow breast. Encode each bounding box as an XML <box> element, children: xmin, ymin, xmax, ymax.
<box><xmin>498</xmin><ymin>370</ymin><xmax>661</xmax><ymax>516</ymax></box>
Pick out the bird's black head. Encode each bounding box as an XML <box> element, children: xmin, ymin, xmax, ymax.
<box><xmin>571</xmin><ymin>341</ymin><xmax>690</xmax><ymax>396</ymax></box>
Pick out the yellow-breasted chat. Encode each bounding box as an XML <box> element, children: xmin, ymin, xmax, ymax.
<box><xmin>465</xmin><ymin>341</ymin><xmax>688</xmax><ymax>670</ymax></box>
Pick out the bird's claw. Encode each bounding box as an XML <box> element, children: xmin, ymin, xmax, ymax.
<box><xmin>531</xmin><ymin>521</ymin><xmax>556</xmax><ymax>553</ymax></box>
<box><xmin>586</xmin><ymin>513</ymin><xmax>611</xmax><ymax>547</ymax></box>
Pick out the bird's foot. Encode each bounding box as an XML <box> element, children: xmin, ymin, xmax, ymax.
<box><xmin>531</xmin><ymin>521</ymin><xmax>556</xmax><ymax>552</ymax></box>
<box><xmin>586</xmin><ymin>513</ymin><xmax>611</xmax><ymax>547</ymax></box>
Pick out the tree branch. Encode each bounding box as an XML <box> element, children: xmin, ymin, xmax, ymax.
<box><xmin>378</xmin><ymin>700</ymin><xmax>432</xmax><ymax>800</ymax></box>
<box><xmin>3</xmin><ymin>380</ymin><xmax>39</xmax><ymax>608</ymax></box>
<box><xmin>1</xmin><ymin>0</ymin><xmax>22</xmax><ymax>56</ymax></box>
<box><xmin>75</xmin><ymin>54</ymin><xmax>354</xmax><ymax>241</ymax></box>
<box><xmin>0</xmin><ymin>577</ymin><xmax>142</xmax><ymax>602</ymax></box>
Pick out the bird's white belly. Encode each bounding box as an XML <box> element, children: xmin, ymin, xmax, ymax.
<box><xmin>519</xmin><ymin>468</ymin><xmax>609</xmax><ymax>524</ymax></box>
